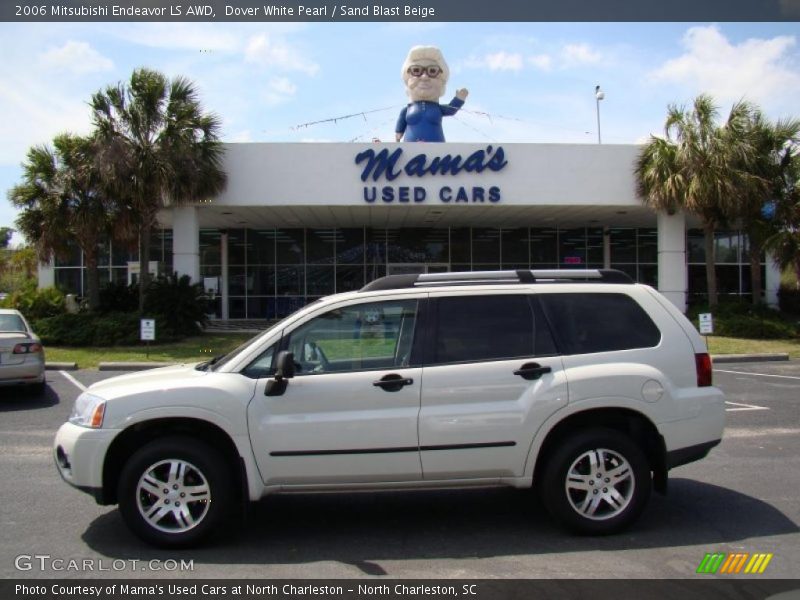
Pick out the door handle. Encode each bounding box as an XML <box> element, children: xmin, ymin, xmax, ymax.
<box><xmin>373</xmin><ymin>373</ymin><xmax>414</xmax><ymax>392</ymax></box>
<box><xmin>513</xmin><ymin>362</ymin><xmax>552</xmax><ymax>381</ymax></box>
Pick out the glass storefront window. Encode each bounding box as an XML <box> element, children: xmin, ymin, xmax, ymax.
<box><xmin>472</xmin><ymin>228</ymin><xmax>501</xmax><ymax>264</ymax></box>
<box><xmin>200</xmin><ymin>230</ymin><xmax>222</xmax><ymax>265</ymax></box>
<box><xmin>715</xmin><ymin>232</ymin><xmax>740</xmax><ymax>264</ymax></box>
<box><xmin>337</xmin><ymin>266</ymin><xmax>365</xmax><ymax>292</ymax></box>
<box><xmin>450</xmin><ymin>228</ymin><xmax>470</xmax><ymax>263</ymax></box>
<box><xmin>501</xmin><ymin>229</ymin><xmax>529</xmax><ymax>266</ymax></box>
<box><xmin>610</xmin><ymin>228</ymin><xmax>636</xmax><ymax>263</ymax></box>
<box><xmin>55</xmin><ymin>269</ymin><xmax>81</xmax><ymax>294</ymax></box>
<box><xmin>586</xmin><ymin>227</ymin><xmax>604</xmax><ymax>266</ymax></box>
<box><xmin>276</xmin><ymin>265</ymin><xmax>304</xmax><ymax>295</ymax></box>
<box><xmin>559</xmin><ymin>228</ymin><xmax>587</xmax><ymax>267</ymax></box>
<box><xmin>386</xmin><ymin>228</ymin><xmax>449</xmax><ymax>263</ymax></box>
<box><xmin>306</xmin><ymin>265</ymin><xmax>335</xmax><ymax>296</ymax></box>
<box><xmin>248</xmin><ymin>230</ymin><xmax>276</xmax><ymax>265</ymax></box>
<box><xmin>530</xmin><ymin>228</ymin><xmax>558</xmax><ymax>266</ymax></box>
<box><xmin>337</xmin><ymin>228</ymin><xmax>365</xmax><ymax>264</ymax></box>
<box><xmin>228</xmin><ymin>229</ymin><xmax>247</xmax><ymax>265</ymax></box>
<box><xmin>276</xmin><ymin>229</ymin><xmax>305</xmax><ymax>264</ymax></box>
<box><xmin>638</xmin><ymin>229</ymin><xmax>657</xmax><ymax>263</ymax></box>
<box><xmin>307</xmin><ymin>229</ymin><xmax>336</xmax><ymax>264</ymax></box>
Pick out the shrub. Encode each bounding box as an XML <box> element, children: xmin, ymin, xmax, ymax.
<box><xmin>778</xmin><ymin>287</ymin><xmax>800</xmax><ymax>315</ymax></box>
<box><xmin>144</xmin><ymin>273</ymin><xmax>208</xmax><ymax>337</ymax></box>
<box><xmin>687</xmin><ymin>301</ymin><xmax>799</xmax><ymax>339</ymax></box>
<box><xmin>33</xmin><ymin>312</ymin><xmax>141</xmax><ymax>346</ymax></box>
<box><xmin>98</xmin><ymin>281</ymin><xmax>139</xmax><ymax>314</ymax></box>
<box><xmin>1</xmin><ymin>284</ymin><xmax>65</xmax><ymax>320</ymax></box>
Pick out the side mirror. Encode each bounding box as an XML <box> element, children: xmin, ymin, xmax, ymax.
<box><xmin>265</xmin><ymin>351</ymin><xmax>294</xmax><ymax>396</ymax></box>
<box><xmin>275</xmin><ymin>350</ymin><xmax>295</xmax><ymax>379</ymax></box>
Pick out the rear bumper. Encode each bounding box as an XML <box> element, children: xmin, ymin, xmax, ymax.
<box><xmin>0</xmin><ymin>358</ymin><xmax>45</xmax><ymax>385</ymax></box>
<box><xmin>666</xmin><ymin>439</ymin><xmax>721</xmax><ymax>469</ymax></box>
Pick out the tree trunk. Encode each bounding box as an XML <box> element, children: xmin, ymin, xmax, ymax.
<box><xmin>84</xmin><ymin>251</ymin><xmax>101</xmax><ymax>312</ymax></box>
<box><xmin>749</xmin><ymin>236</ymin><xmax>763</xmax><ymax>306</ymax></box>
<box><xmin>704</xmin><ymin>221</ymin><xmax>718</xmax><ymax>307</ymax></box>
<box><xmin>138</xmin><ymin>223</ymin><xmax>152</xmax><ymax>313</ymax></box>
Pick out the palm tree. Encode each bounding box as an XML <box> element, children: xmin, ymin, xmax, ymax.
<box><xmin>8</xmin><ymin>134</ymin><xmax>125</xmax><ymax>310</ymax></box>
<box><xmin>91</xmin><ymin>68</ymin><xmax>227</xmax><ymax>311</ymax></box>
<box><xmin>737</xmin><ymin>113</ymin><xmax>800</xmax><ymax>303</ymax></box>
<box><xmin>763</xmin><ymin>140</ymin><xmax>800</xmax><ymax>288</ymax></box>
<box><xmin>636</xmin><ymin>95</ymin><xmax>756</xmax><ymax>307</ymax></box>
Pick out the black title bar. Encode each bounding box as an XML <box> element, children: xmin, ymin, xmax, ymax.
<box><xmin>3</xmin><ymin>0</ymin><xmax>799</xmax><ymax>22</ymax></box>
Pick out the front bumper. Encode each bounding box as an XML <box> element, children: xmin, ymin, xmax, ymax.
<box><xmin>54</xmin><ymin>422</ymin><xmax>119</xmax><ymax>503</ymax></box>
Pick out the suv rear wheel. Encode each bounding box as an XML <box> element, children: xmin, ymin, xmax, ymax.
<box><xmin>117</xmin><ymin>436</ymin><xmax>233</xmax><ymax>547</ymax></box>
<box><xmin>540</xmin><ymin>428</ymin><xmax>651</xmax><ymax>535</ymax></box>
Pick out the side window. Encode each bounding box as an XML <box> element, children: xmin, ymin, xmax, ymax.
<box><xmin>242</xmin><ymin>344</ymin><xmax>276</xmax><ymax>379</ymax></box>
<box><xmin>433</xmin><ymin>295</ymin><xmax>551</xmax><ymax>364</ymax></box>
<box><xmin>539</xmin><ymin>293</ymin><xmax>661</xmax><ymax>355</ymax></box>
<box><xmin>284</xmin><ymin>299</ymin><xmax>419</xmax><ymax>375</ymax></box>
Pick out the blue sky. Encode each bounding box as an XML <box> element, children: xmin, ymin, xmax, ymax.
<box><xmin>2</xmin><ymin>21</ymin><xmax>800</xmax><ymax>245</ymax></box>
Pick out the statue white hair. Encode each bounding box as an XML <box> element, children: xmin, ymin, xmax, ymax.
<box><xmin>401</xmin><ymin>45</ymin><xmax>450</xmax><ymax>87</ymax></box>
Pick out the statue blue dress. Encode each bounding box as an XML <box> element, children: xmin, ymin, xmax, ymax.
<box><xmin>395</xmin><ymin>97</ymin><xmax>465</xmax><ymax>143</ymax></box>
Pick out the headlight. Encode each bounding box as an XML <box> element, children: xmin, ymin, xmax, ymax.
<box><xmin>69</xmin><ymin>393</ymin><xmax>106</xmax><ymax>428</ymax></box>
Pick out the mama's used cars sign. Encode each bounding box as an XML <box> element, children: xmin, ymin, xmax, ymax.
<box><xmin>354</xmin><ymin>146</ymin><xmax>507</xmax><ymax>204</ymax></box>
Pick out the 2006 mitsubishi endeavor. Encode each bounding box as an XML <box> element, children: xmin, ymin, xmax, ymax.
<box><xmin>54</xmin><ymin>269</ymin><xmax>725</xmax><ymax>547</ymax></box>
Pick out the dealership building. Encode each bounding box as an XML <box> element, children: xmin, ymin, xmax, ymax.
<box><xmin>38</xmin><ymin>142</ymin><xmax>779</xmax><ymax>319</ymax></box>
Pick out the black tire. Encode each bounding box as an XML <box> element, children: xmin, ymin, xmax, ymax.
<box><xmin>540</xmin><ymin>428</ymin><xmax>651</xmax><ymax>535</ymax></box>
<box><xmin>117</xmin><ymin>436</ymin><xmax>233</xmax><ymax>548</ymax></box>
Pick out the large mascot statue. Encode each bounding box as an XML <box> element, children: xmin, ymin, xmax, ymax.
<box><xmin>395</xmin><ymin>46</ymin><xmax>469</xmax><ymax>142</ymax></box>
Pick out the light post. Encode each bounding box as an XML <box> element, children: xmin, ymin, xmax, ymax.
<box><xmin>595</xmin><ymin>85</ymin><xmax>604</xmax><ymax>144</ymax></box>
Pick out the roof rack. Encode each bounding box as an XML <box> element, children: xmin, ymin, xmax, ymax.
<box><xmin>359</xmin><ymin>269</ymin><xmax>634</xmax><ymax>292</ymax></box>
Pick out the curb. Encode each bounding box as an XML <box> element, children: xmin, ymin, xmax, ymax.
<box><xmin>45</xmin><ymin>362</ymin><xmax>78</xmax><ymax>371</ymax></box>
<box><xmin>98</xmin><ymin>362</ymin><xmax>175</xmax><ymax>371</ymax></box>
<box><xmin>711</xmin><ymin>353</ymin><xmax>789</xmax><ymax>364</ymax></box>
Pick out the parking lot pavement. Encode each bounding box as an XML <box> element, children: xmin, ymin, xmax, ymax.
<box><xmin>0</xmin><ymin>365</ymin><xmax>798</xmax><ymax>579</ymax></box>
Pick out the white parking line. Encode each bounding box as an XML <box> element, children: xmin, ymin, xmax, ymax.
<box><xmin>717</xmin><ymin>369</ymin><xmax>800</xmax><ymax>381</ymax></box>
<box><xmin>59</xmin><ymin>370</ymin><xmax>87</xmax><ymax>393</ymax></box>
<box><xmin>725</xmin><ymin>400</ymin><xmax>770</xmax><ymax>412</ymax></box>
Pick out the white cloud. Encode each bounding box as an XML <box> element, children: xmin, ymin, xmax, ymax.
<box><xmin>562</xmin><ymin>43</ymin><xmax>602</xmax><ymax>66</ymax></box>
<box><xmin>463</xmin><ymin>51</ymin><xmax>524</xmax><ymax>72</ymax></box>
<box><xmin>262</xmin><ymin>77</ymin><xmax>298</xmax><ymax>106</ymax></box>
<box><xmin>528</xmin><ymin>54</ymin><xmax>553</xmax><ymax>71</ymax></box>
<box><xmin>113</xmin><ymin>23</ymin><xmax>245</xmax><ymax>52</ymax></box>
<box><xmin>650</xmin><ymin>26</ymin><xmax>800</xmax><ymax>113</ymax></box>
<box><xmin>39</xmin><ymin>41</ymin><xmax>113</xmax><ymax>74</ymax></box>
<box><xmin>244</xmin><ymin>34</ymin><xmax>319</xmax><ymax>75</ymax></box>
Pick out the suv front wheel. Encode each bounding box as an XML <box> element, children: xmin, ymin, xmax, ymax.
<box><xmin>540</xmin><ymin>428</ymin><xmax>651</xmax><ymax>535</ymax></box>
<box><xmin>117</xmin><ymin>436</ymin><xmax>233</xmax><ymax>547</ymax></box>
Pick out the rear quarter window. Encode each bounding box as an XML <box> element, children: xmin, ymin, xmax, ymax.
<box><xmin>539</xmin><ymin>292</ymin><xmax>661</xmax><ymax>355</ymax></box>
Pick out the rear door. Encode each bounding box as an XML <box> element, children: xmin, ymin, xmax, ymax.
<box><xmin>418</xmin><ymin>292</ymin><xmax>568</xmax><ymax>480</ymax></box>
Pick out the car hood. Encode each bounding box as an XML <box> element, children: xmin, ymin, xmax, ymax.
<box><xmin>87</xmin><ymin>363</ymin><xmax>208</xmax><ymax>400</ymax></box>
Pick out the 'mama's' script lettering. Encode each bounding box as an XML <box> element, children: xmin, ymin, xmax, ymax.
<box><xmin>355</xmin><ymin>146</ymin><xmax>508</xmax><ymax>182</ymax></box>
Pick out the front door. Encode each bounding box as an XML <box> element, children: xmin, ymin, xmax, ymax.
<box><xmin>248</xmin><ymin>296</ymin><xmax>424</xmax><ymax>486</ymax></box>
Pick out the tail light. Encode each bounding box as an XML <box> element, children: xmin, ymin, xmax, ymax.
<box><xmin>13</xmin><ymin>342</ymin><xmax>43</xmax><ymax>354</ymax></box>
<box><xmin>695</xmin><ymin>353</ymin><xmax>713</xmax><ymax>387</ymax></box>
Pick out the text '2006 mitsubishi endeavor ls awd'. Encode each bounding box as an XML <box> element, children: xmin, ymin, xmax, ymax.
<box><xmin>55</xmin><ymin>269</ymin><xmax>725</xmax><ymax>547</ymax></box>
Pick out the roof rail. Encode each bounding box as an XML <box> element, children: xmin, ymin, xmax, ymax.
<box><xmin>359</xmin><ymin>269</ymin><xmax>634</xmax><ymax>292</ymax></box>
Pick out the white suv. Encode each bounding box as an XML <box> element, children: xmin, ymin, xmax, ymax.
<box><xmin>54</xmin><ymin>270</ymin><xmax>725</xmax><ymax>547</ymax></box>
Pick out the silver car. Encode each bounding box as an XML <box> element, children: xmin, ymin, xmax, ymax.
<box><xmin>0</xmin><ymin>309</ymin><xmax>45</xmax><ymax>394</ymax></box>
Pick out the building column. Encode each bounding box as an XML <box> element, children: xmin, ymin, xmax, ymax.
<box><xmin>220</xmin><ymin>231</ymin><xmax>229</xmax><ymax>319</ymax></box>
<box><xmin>38</xmin><ymin>258</ymin><xmax>55</xmax><ymax>288</ymax></box>
<box><xmin>172</xmin><ymin>206</ymin><xmax>200</xmax><ymax>283</ymax></box>
<box><xmin>765</xmin><ymin>252</ymin><xmax>781</xmax><ymax>309</ymax></box>
<box><xmin>657</xmin><ymin>210</ymin><xmax>687</xmax><ymax>312</ymax></box>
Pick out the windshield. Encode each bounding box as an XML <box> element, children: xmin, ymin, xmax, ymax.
<box><xmin>0</xmin><ymin>314</ymin><xmax>27</xmax><ymax>333</ymax></box>
<box><xmin>199</xmin><ymin>299</ymin><xmax>325</xmax><ymax>372</ymax></box>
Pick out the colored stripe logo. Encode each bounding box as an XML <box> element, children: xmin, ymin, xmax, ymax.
<box><xmin>696</xmin><ymin>553</ymin><xmax>773</xmax><ymax>574</ymax></box>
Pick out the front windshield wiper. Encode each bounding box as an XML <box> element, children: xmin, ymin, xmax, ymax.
<box><xmin>195</xmin><ymin>354</ymin><xmax>226</xmax><ymax>371</ymax></box>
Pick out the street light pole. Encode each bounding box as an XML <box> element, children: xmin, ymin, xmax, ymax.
<box><xmin>595</xmin><ymin>85</ymin><xmax>604</xmax><ymax>144</ymax></box>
